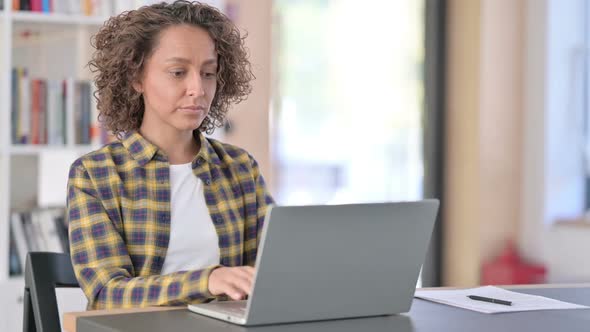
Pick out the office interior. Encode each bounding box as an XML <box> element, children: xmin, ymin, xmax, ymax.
<box><xmin>1</xmin><ymin>0</ymin><xmax>589</xmax><ymax>330</ymax></box>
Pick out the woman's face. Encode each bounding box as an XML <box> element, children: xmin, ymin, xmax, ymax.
<box><xmin>135</xmin><ymin>24</ymin><xmax>218</xmax><ymax>134</ymax></box>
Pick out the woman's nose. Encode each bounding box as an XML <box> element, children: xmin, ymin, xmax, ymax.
<box><xmin>187</xmin><ymin>73</ymin><xmax>205</xmax><ymax>97</ymax></box>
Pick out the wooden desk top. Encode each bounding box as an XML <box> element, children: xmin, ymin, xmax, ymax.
<box><xmin>63</xmin><ymin>306</ymin><xmax>184</xmax><ymax>332</ymax></box>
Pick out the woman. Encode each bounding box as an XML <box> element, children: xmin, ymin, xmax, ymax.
<box><xmin>67</xmin><ymin>0</ymin><xmax>274</xmax><ymax>310</ymax></box>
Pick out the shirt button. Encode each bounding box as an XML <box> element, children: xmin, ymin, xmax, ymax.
<box><xmin>197</xmin><ymin>157</ymin><xmax>205</xmax><ymax>165</ymax></box>
<box><xmin>205</xmin><ymin>179</ymin><xmax>211</xmax><ymax>185</ymax></box>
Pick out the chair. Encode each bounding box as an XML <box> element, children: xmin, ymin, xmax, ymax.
<box><xmin>23</xmin><ymin>252</ymin><xmax>79</xmax><ymax>332</ymax></box>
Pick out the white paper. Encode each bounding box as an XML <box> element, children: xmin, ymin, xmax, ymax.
<box><xmin>414</xmin><ymin>286</ymin><xmax>589</xmax><ymax>314</ymax></box>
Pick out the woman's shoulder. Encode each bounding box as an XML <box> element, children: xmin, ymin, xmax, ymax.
<box><xmin>206</xmin><ymin>137</ymin><xmax>258</xmax><ymax>168</ymax></box>
<box><xmin>70</xmin><ymin>140</ymin><xmax>127</xmax><ymax>171</ymax></box>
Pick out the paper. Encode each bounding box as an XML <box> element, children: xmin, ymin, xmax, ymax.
<box><xmin>414</xmin><ymin>286</ymin><xmax>589</xmax><ymax>314</ymax></box>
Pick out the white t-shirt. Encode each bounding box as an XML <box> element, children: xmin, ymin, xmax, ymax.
<box><xmin>161</xmin><ymin>162</ymin><xmax>220</xmax><ymax>274</ymax></box>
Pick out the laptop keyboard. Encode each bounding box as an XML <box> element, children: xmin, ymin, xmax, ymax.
<box><xmin>207</xmin><ymin>300</ymin><xmax>247</xmax><ymax>318</ymax></box>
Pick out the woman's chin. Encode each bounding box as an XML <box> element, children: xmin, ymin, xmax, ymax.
<box><xmin>175</xmin><ymin>121</ymin><xmax>204</xmax><ymax>132</ymax></box>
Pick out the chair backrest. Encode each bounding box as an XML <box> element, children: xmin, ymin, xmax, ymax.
<box><xmin>23</xmin><ymin>252</ymin><xmax>79</xmax><ymax>332</ymax></box>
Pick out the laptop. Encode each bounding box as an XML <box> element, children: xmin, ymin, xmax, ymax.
<box><xmin>188</xmin><ymin>200</ymin><xmax>439</xmax><ymax>326</ymax></box>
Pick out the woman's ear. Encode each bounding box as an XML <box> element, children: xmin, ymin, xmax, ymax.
<box><xmin>132</xmin><ymin>81</ymin><xmax>143</xmax><ymax>94</ymax></box>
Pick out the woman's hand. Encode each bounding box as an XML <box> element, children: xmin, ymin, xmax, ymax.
<box><xmin>208</xmin><ymin>266</ymin><xmax>255</xmax><ymax>300</ymax></box>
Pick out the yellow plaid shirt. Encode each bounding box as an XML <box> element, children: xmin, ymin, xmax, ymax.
<box><xmin>67</xmin><ymin>131</ymin><xmax>274</xmax><ymax>309</ymax></box>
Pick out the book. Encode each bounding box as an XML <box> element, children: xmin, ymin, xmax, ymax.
<box><xmin>10</xmin><ymin>212</ymin><xmax>28</xmax><ymax>270</ymax></box>
<box><xmin>81</xmin><ymin>82</ymin><xmax>90</xmax><ymax>144</ymax></box>
<box><xmin>38</xmin><ymin>208</ymin><xmax>66</xmax><ymax>252</ymax></box>
<box><xmin>14</xmin><ymin>0</ymin><xmax>118</xmax><ymax>16</ymax></box>
<box><xmin>41</xmin><ymin>0</ymin><xmax>49</xmax><ymax>12</ymax></box>
<box><xmin>38</xmin><ymin>80</ymin><xmax>47</xmax><ymax>144</ymax></box>
<box><xmin>9</xmin><ymin>227</ymin><xmax>22</xmax><ymax>276</ymax></box>
<box><xmin>30</xmin><ymin>79</ymin><xmax>40</xmax><ymax>144</ymax></box>
<box><xmin>10</xmin><ymin>69</ymin><xmax>108</xmax><ymax>146</ymax></box>
<box><xmin>19</xmin><ymin>0</ymin><xmax>30</xmax><ymax>11</ymax></box>
<box><xmin>30</xmin><ymin>210</ymin><xmax>49</xmax><ymax>250</ymax></box>
<box><xmin>30</xmin><ymin>0</ymin><xmax>41</xmax><ymax>12</ymax></box>
<box><xmin>18</xmin><ymin>68</ymin><xmax>31</xmax><ymax>144</ymax></box>
<box><xmin>11</xmin><ymin>68</ymin><xmax>19</xmax><ymax>144</ymax></box>
<box><xmin>9</xmin><ymin>208</ymin><xmax>69</xmax><ymax>275</ymax></box>
<box><xmin>90</xmin><ymin>81</ymin><xmax>101</xmax><ymax>145</ymax></box>
<box><xmin>54</xmin><ymin>213</ymin><xmax>69</xmax><ymax>253</ymax></box>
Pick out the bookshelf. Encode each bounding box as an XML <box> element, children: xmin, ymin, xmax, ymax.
<box><xmin>1</xmin><ymin>8</ymin><xmax>106</xmax><ymax>283</ymax></box>
<box><xmin>0</xmin><ymin>2</ymin><xmax>229</xmax><ymax>330</ymax></box>
<box><xmin>0</xmin><ymin>2</ymin><xmax>126</xmax><ymax>330</ymax></box>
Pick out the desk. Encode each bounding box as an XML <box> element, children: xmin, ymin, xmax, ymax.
<box><xmin>67</xmin><ymin>286</ymin><xmax>590</xmax><ymax>332</ymax></box>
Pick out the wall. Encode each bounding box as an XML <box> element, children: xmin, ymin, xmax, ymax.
<box><xmin>223</xmin><ymin>0</ymin><xmax>274</xmax><ymax>192</ymax></box>
<box><xmin>447</xmin><ymin>0</ymin><xmax>590</xmax><ymax>286</ymax></box>
<box><xmin>444</xmin><ymin>0</ymin><xmax>525</xmax><ymax>286</ymax></box>
<box><xmin>444</xmin><ymin>0</ymin><xmax>482</xmax><ymax>286</ymax></box>
<box><xmin>478</xmin><ymin>0</ymin><xmax>524</xmax><ymax>264</ymax></box>
<box><xmin>521</xmin><ymin>0</ymin><xmax>590</xmax><ymax>283</ymax></box>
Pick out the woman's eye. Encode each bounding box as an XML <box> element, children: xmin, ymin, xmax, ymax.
<box><xmin>203</xmin><ymin>72</ymin><xmax>217</xmax><ymax>79</ymax></box>
<box><xmin>170</xmin><ymin>70</ymin><xmax>186</xmax><ymax>78</ymax></box>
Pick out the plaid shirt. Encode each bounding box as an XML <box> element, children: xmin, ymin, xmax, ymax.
<box><xmin>67</xmin><ymin>131</ymin><xmax>274</xmax><ymax>310</ymax></box>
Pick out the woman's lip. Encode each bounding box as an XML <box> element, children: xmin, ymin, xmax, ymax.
<box><xmin>178</xmin><ymin>106</ymin><xmax>206</xmax><ymax>112</ymax></box>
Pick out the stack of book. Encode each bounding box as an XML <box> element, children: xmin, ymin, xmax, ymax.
<box><xmin>12</xmin><ymin>0</ymin><xmax>123</xmax><ymax>16</ymax></box>
<box><xmin>9</xmin><ymin>208</ymin><xmax>68</xmax><ymax>276</ymax></box>
<box><xmin>9</xmin><ymin>1</ymin><xmax>226</xmax><ymax>16</ymax></box>
<box><xmin>11</xmin><ymin>67</ymin><xmax>108</xmax><ymax>145</ymax></box>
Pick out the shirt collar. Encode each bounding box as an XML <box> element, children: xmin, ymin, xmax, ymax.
<box><xmin>193</xmin><ymin>130</ymin><xmax>222</xmax><ymax>167</ymax></box>
<box><xmin>121</xmin><ymin>130</ymin><xmax>222</xmax><ymax>167</ymax></box>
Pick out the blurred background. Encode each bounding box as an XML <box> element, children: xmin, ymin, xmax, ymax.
<box><xmin>1</xmin><ymin>0</ymin><xmax>589</xmax><ymax>330</ymax></box>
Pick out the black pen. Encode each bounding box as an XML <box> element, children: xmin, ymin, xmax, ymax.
<box><xmin>467</xmin><ymin>295</ymin><xmax>512</xmax><ymax>306</ymax></box>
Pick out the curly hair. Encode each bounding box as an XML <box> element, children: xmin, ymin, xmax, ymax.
<box><xmin>88</xmin><ymin>0</ymin><xmax>254</xmax><ymax>138</ymax></box>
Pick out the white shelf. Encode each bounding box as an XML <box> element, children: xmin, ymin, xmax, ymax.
<box><xmin>8</xmin><ymin>275</ymin><xmax>24</xmax><ymax>283</ymax></box>
<box><xmin>10</xmin><ymin>145</ymin><xmax>98</xmax><ymax>156</ymax></box>
<box><xmin>11</xmin><ymin>11</ymin><xmax>107</xmax><ymax>26</ymax></box>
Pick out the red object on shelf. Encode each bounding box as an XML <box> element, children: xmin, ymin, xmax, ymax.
<box><xmin>481</xmin><ymin>242</ymin><xmax>546</xmax><ymax>285</ymax></box>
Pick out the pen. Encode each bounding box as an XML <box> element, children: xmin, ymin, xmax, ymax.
<box><xmin>467</xmin><ymin>295</ymin><xmax>512</xmax><ymax>306</ymax></box>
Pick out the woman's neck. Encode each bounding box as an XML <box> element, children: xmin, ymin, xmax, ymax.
<box><xmin>139</xmin><ymin>123</ymin><xmax>200</xmax><ymax>165</ymax></box>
